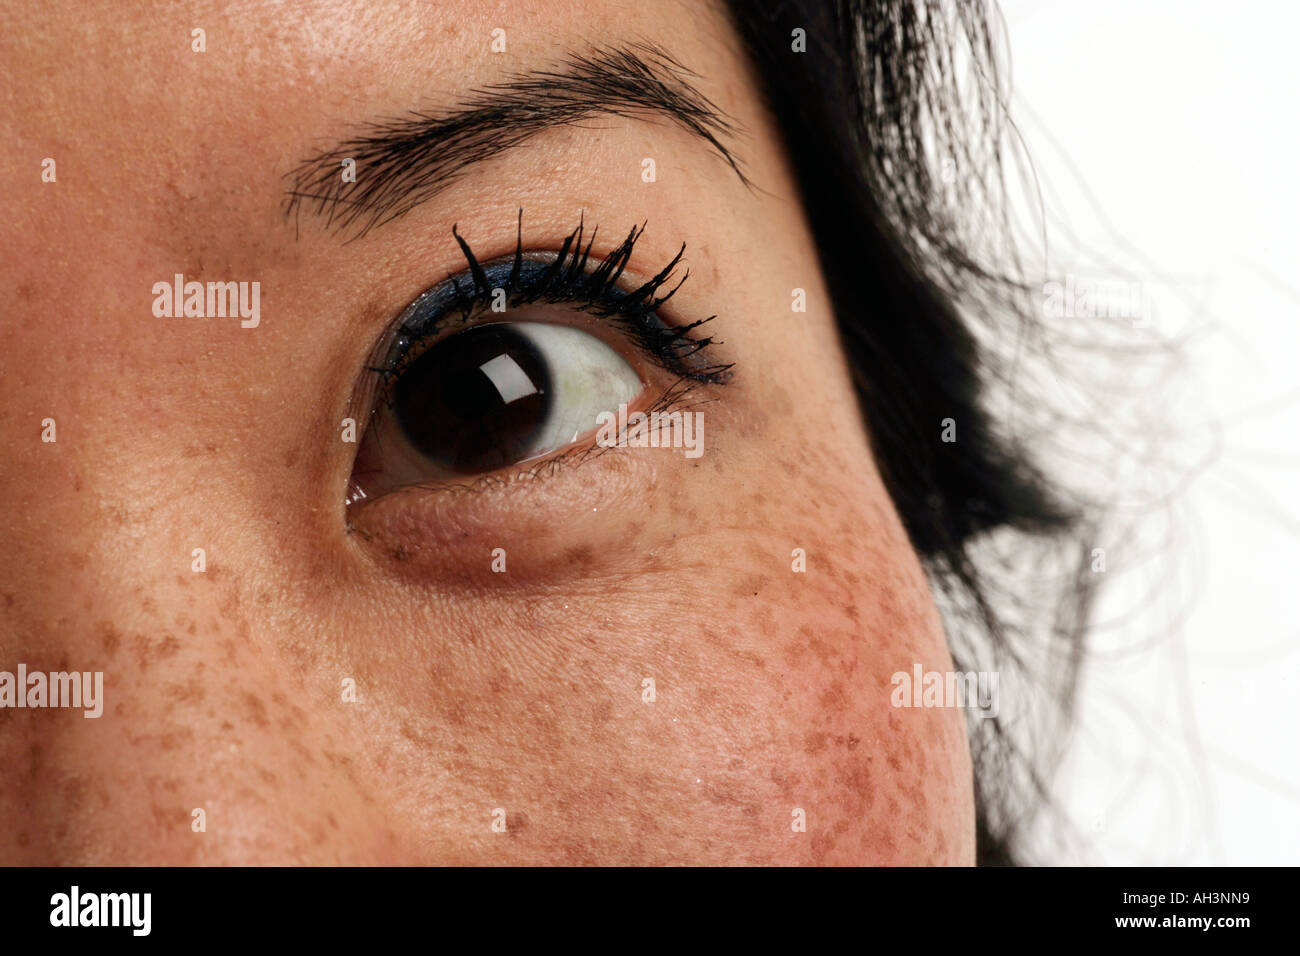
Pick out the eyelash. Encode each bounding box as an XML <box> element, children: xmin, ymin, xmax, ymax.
<box><xmin>368</xmin><ymin>211</ymin><xmax>734</xmax><ymax>391</ymax></box>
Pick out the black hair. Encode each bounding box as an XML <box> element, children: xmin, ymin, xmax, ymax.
<box><xmin>724</xmin><ymin>0</ymin><xmax>1103</xmax><ymax>864</ymax></box>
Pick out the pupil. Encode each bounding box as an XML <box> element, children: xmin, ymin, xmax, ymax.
<box><xmin>392</xmin><ymin>324</ymin><xmax>552</xmax><ymax>474</ymax></box>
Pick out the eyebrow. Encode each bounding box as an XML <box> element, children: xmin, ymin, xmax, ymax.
<box><xmin>283</xmin><ymin>42</ymin><xmax>749</xmax><ymax>240</ymax></box>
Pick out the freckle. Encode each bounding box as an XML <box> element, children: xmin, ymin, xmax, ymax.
<box><xmin>804</xmin><ymin>731</ymin><xmax>828</xmax><ymax>755</ymax></box>
<box><xmin>729</xmin><ymin>647</ymin><xmax>764</xmax><ymax>669</ymax></box>
<box><xmin>843</xmin><ymin>757</ymin><xmax>873</xmax><ymax>804</ymax></box>
<box><xmin>164</xmin><ymin>680</ymin><xmax>205</xmax><ymax>704</ymax></box>
<box><xmin>278</xmin><ymin>706</ymin><xmax>304</xmax><ymax>733</ymax></box>
<box><xmin>289</xmin><ymin>738</ymin><xmax>316</xmax><ymax>766</ymax></box>
<box><xmin>506</xmin><ymin>810</ymin><xmax>530</xmax><ymax>836</ymax></box>
<box><xmin>807</xmin><ymin>637</ymin><xmax>834</xmax><ymax>664</ymax></box>
<box><xmin>242</xmin><ymin>692</ymin><xmax>269</xmax><ymax>727</ymax></box>
<box><xmin>810</xmin><ymin>831</ymin><xmax>836</xmax><ymax>861</ymax></box>
<box><xmin>562</xmin><ymin>545</ymin><xmax>594</xmax><ymax>569</ymax></box>
<box><xmin>61</xmin><ymin>775</ymin><xmax>88</xmax><ymax>812</ymax></box>
<box><xmin>818</xmin><ymin>681</ymin><xmax>848</xmax><ymax>714</ymax></box>
<box><xmin>97</xmin><ymin>622</ymin><xmax>122</xmax><ymax>654</ymax></box>
<box><xmin>769</xmin><ymin>767</ymin><xmax>796</xmax><ymax>800</ymax></box>
<box><xmin>442</xmin><ymin>699</ymin><xmax>468</xmax><ymax>726</ymax></box>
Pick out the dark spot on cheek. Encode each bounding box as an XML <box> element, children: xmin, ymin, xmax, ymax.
<box><xmin>769</xmin><ymin>767</ymin><xmax>797</xmax><ymax>801</ymax></box>
<box><xmin>506</xmin><ymin>810</ymin><xmax>530</xmax><ymax>836</ymax></box>
<box><xmin>810</xmin><ymin>830</ymin><xmax>837</xmax><ymax>862</ymax></box>
<box><xmin>242</xmin><ymin>692</ymin><xmax>270</xmax><ymax>728</ymax></box>
<box><xmin>164</xmin><ymin>680</ymin><xmax>205</xmax><ymax>705</ymax></box>
<box><xmin>97</xmin><ymin>621</ymin><xmax>122</xmax><ymax>655</ymax></box>
<box><xmin>561</xmin><ymin>545</ymin><xmax>595</xmax><ymax>569</ymax></box>
<box><xmin>731</xmin><ymin>574</ymin><xmax>765</xmax><ymax>598</ymax></box>
<box><xmin>818</xmin><ymin>681</ymin><xmax>848</xmax><ymax>713</ymax></box>
<box><xmin>440</xmin><ymin>699</ymin><xmax>469</xmax><ymax>727</ymax></box>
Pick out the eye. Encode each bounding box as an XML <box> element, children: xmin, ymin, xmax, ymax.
<box><xmin>349</xmin><ymin>319</ymin><xmax>643</xmax><ymax>500</ymax></box>
<box><xmin>344</xmin><ymin>214</ymin><xmax>733</xmax><ymax>506</ymax></box>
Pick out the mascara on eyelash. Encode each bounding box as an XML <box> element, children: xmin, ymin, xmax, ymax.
<box><xmin>372</xmin><ymin>211</ymin><xmax>735</xmax><ymax>389</ymax></box>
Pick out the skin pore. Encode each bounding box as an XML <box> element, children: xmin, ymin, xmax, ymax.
<box><xmin>0</xmin><ymin>0</ymin><xmax>975</xmax><ymax>863</ymax></box>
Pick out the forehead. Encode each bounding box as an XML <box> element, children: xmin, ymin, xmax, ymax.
<box><xmin>0</xmin><ymin>0</ymin><xmax>751</xmax><ymax>302</ymax></box>
<box><xmin>0</xmin><ymin>0</ymin><xmax>742</xmax><ymax>187</ymax></box>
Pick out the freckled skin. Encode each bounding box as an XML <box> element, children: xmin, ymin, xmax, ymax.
<box><xmin>0</xmin><ymin>0</ymin><xmax>974</xmax><ymax>863</ymax></box>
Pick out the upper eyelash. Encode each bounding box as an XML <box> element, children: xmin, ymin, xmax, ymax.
<box><xmin>371</xmin><ymin>211</ymin><xmax>735</xmax><ymax>389</ymax></box>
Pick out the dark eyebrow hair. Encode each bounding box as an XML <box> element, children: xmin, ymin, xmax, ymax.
<box><xmin>283</xmin><ymin>42</ymin><xmax>750</xmax><ymax>240</ymax></box>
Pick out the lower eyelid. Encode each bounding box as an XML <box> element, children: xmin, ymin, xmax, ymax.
<box><xmin>347</xmin><ymin>376</ymin><xmax>703</xmax><ymax>508</ymax></box>
<box><xmin>345</xmin><ymin>411</ymin><xmax>660</xmax><ymax>580</ymax></box>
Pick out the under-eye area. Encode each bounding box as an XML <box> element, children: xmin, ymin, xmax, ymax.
<box><xmin>345</xmin><ymin>212</ymin><xmax>733</xmax><ymax>505</ymax></box>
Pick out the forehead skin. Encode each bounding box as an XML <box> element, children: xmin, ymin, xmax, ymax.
<box><xmin>0</xmin><ymin>0</ymin><xmax>974</xmax><ymax>863</ymax></box>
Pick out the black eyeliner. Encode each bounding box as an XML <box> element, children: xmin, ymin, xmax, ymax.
<box><xmin>373</xmin><ymin>213</ymin><xmax>734</xmax><ymax>390</ymax></box>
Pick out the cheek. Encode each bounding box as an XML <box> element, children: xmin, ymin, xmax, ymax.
<box><xmin>706</xmin><ymin>547</ymin><xmax>976</xmax><ymax>865</ymax></box>
<box><xmin>597</xmin><ymin>479</ymin><xmax>975</xmax><ymax>865</ymax></box>
<box><xmin>333</xmin><ymin>443</ymin><xmax>973</xmax><ymax>864</ymax></box>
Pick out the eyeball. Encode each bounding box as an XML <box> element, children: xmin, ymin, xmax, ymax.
<box><xmin>349</xmin><ymin>320</ymin><xmax>643</xmax><ymax>500</ymax></box>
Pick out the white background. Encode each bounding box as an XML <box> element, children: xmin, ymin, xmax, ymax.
<box><xmin>1001</xmin><ymin>0</ymin><xmax>1300</xmax><ymax>864</ymax></box>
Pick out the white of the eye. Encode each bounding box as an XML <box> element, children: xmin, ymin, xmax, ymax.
<box><xmin>510</xmin><ymin>322</ymin><xmax>642</xmax><ymax>456</ymax></box>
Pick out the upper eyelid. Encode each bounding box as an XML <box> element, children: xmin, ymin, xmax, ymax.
<box><xmin>367</xmin><ymin>217</ymin><xmax>734</xmax><ymax>388</ymax></box>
